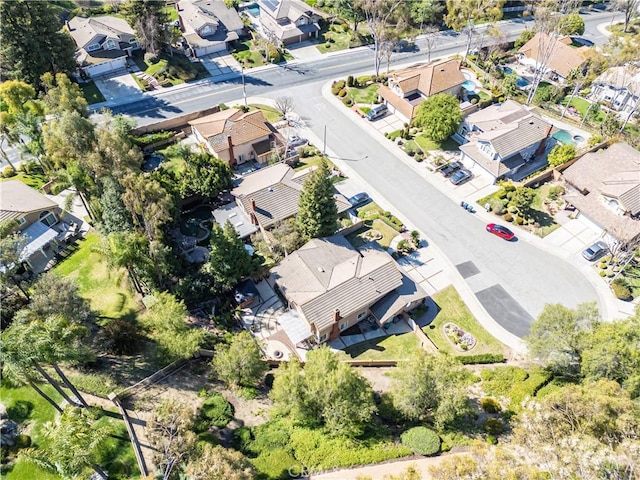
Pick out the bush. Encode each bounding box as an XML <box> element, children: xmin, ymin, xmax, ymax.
<box><xmin>548</xmin><ymin>143</ymin><xmax>576</xmax><ymax>168</ymax></box>
<box><xmin>611</xmin><ymin>279</ymin><xmax>632</xmax><ymax>301</ymax></box>
<box><xmin>338</xmin><ymin>88</ymin><xmax>347</xmax><ymax>98</ymax></box>
<box><xmin>547</xmin><ymin>185</ymin><xmax>564</xmax><ymax>200</ymax></box>
<box><xmin>486</xmin><ymin>435</ymin><xmax>498</xmax><ymax>445</ymax></box>
<box><xmin>515</xmin><ymin>216</ymin><xmax>524</xmax><ymax>225</ymax></box>
<box><xmin>484</xmin><ymin>418</ymin><xmax>504</xmax><ymax>435</ymax></box>
<box><xmin>599</xmin><ymin>270</ymin><xmax>607</xmax><ymax>277</ymax></box>
<box><xmin>3</xmin><ymin>166</ymin><xmax>16</xmax><ymax>177</ymax></box>
<box><xmin>480</xmin><ymin>397</ymin><xmax>501</xmax><ymax>413</ymax></box>
<box><xmin>503</xmin><ymin>212</ymin><xmax>513</xmax><ymax>222</ymax></box>
<box><xmin>400</xmin><ymin>427</ymin><xmax>441</xmax><ymax>456</ymax></box>
<box><xmin>342</xmin><ymin>97</ymin><xmax>354</xmax><ymax>107</ymax></box>
<box><xmin>457</xmin><ymin>353</ymin><xmax>505</xmax><ymax>365</ymax></box>
<box><xmin>199</xmin><ymin>393</ymin><xmax>234</xmax><ymax>428</ymax></box>
<box><xmin>130</xmin><ymin>130</ymin><xmax>175</xmax><ymax>148</ymax></box>
<box><xmin>103</xmin><ymin>319</ymin><xmax>140</xmax><ymax>355</ymax></box>
<box><xmin>13</xmin><ymin>434</ymin><xmax>31</xmax><ymax>449</ymax></box>
<box><xmin>347</xmin><ymin>75</ymin><xmax>354</xmax><ymax>87</ymax></box>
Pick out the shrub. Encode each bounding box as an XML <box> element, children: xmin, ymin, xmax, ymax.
<box><xmin>338</xmin><ymin>88</ymin><xmax>347</xmax><ymax>98</ymax></box>
<box><xmin>480</xmin><ymin>397</ymin><xmax>501</xmax><ymax>413</ymax></box>
<box><xmin>342</xmin><ymin>97</ymin><xmax>354</xmax><ymax>107</ymax></box>
<box><xmin>547</xmin><ymin>185</ymin><xmax>564</xmax><ymax>200</ymax></box>
<box><xmin>515</xmin><ymin>216</ymin><xmax>524</xmax><ymax>225</ymax></box>
<box><xmin>400</xmin><ymin>427</ymin><xmax>441</xmax><ymax>456</ymax></box>
<box><xmin>484</xmin><ymin>418</ymin><xmax>504</xmax><ymax>435</ymax></box>
<box><xmin>548</xmin><ymin>143</ymin><xmax>576</xmax><ymax>168</ymax></box>
<box><xmin>347</xmin><ymin>75</ymin><xmax>354</xmax><ymax>87</ymax></box>
<box><xmin>13</xmin><ymin>434</ymin><xmax>31</xmax><ymax>449</ymax></box>
<box><xmin>611</xmin><ymin>279</ymin><xmax>632</xmax><ymax>301</ymax></box>
<box><xmin>486</xmin><ymin>435</ymin><xmax>498</xmax><ymax>445</ymax></box>
<box><xmin>199</xmin><ymin>393</ymin><xmax>234</xmax><ymax>428</ymax></box>
<box><xmin>457</xmin><ymin>353</ymin><xmax>505</xmax><ymax>365</ymax></box>
<box><xmin>599</xmin><ymin>270</ymin><xmax>607</xmax><ymax>277</ymax></box>
<box><xmin>130</xmin><ymin>130</ymin><xmax>175</xmax><ymax>148</ymax></box>
<box><xmin>3</xmin><ymin>166</ymin><xmax>16</xmax><ymax>177</ymax></box>
<box><xmin>503</xmin><ymin>212</ymin><xmax>513</xmax><ymax>222</ymax></box>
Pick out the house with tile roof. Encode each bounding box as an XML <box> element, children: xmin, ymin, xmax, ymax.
<box><xmin>66</xmin><ymin>15</ymin><xmax>139</xmax><ymax>77</ymax></box>
<box><xmin>258</xmin><ymin>0</ymin><xmax>324</xmax><ymax>46</ymax></box>
<box><xmin>214</xmin><ymin>163</ymin><xmax>351</xmax><ymax>237</ymax></box>
<box><xmin>456</xmin><ymin>100</ymin><xmax>553</xmax><ymax>181</ymax></box>
<box><xmin>189</xmin><ymin>109</ymin><xmax>286</xmax><ymax>167</ymax></box>
<box><xmin>562</xmin><ymin>142</ymin><xmax>640</xmax><ymax>243</ymax></box>
<box><xmin>517</xmin><ymin>32</ymin><xmax>591</xmax><ymax>81</ymax></box>
<box><xmin>591</xmin><ymin>65</ymin><xmax>640</xmax><ymax>118</ymax></box>
<box><xmin>271</xmin><ymin>236</ymin><xmax>427</xmax><ymax>344</ymax></box>
<box><xmin>377</xmin><ymin>59</ymin><xmax>466</xmax><ymax>123</ymax></box>
<box><xmin>176</xmin><ymin>0</ymin><xmax>244</xmax><ymax>57</ymax></box>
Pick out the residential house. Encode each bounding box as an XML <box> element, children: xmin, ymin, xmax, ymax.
<box><xmin>378</xmin><ymin>59</ymin><xmax>466</xmax><ymax>123</ymax></box>
<box><xmin>66</xmin><ymin>15</ymin><xmax>139</xmax><ymax>77</ymax></box>
<box><xmin>0</xmin><ymin>181</ymin><xmax>67</xmax><ymax>270</ymax></box>
<box><xmin>271</xmin><ymin>235</ymin><xmax>427</xmax><ymax>345</ymax></box>
<box><xmin>456</xmin><ymin>100</ymin><xmax>553</xmax><ymax>182</ymax></box>
<box><xmin>176</xmin><ymin>0</ymin><xmax>245</xmax><ymax>57</ymax></box>
<box><xmin>258</xmin><ymin>0</ymin><xmax>324</xmax><ymax>46</ymax></box>
<box><xmin>213</xmin><ymin>162</ymin><xmax>351</xmax><ymax>237</ymax></box>
<box><xmin>517</xmin><ymin>32</ymin><xmax>590</xmax><ymax>81</ymax></box>
<box><xmin>591</xmin><ymin>65</ymin><xmax>640</xmax><ymax>118</ymax></box>
<box><xmin>562</xmin><ymin>142</ymin><xmax>640</xmax><ymax>243</ymax></box>
<box><xmin>189</xmin><ymin>109</ymin><xmax>286</xmax><ymax>167</ymax></box>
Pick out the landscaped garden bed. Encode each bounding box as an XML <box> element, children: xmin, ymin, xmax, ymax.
<box><xmin>345</xmin><ymin>218</ymin><xmax>400</xmax><ymax>249</ymax></box>
<box><xmin>443</xmin><ymin>322</ymin><xmax>477</xmax><ymax>351</ymax></box>
<box><xmin>132</xmin><ymin>52</ymin><xmax>209</xmax><ymax>87</ymax></box>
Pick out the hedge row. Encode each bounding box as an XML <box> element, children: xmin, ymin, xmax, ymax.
<box><xmin>457</xmin><ymin>353</ymin><xmax>505</xmax><ymax>365</ymax></box>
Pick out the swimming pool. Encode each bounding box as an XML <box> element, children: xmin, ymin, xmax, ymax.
<box><xmin>245</xmin><ymin>3</ymin><xmax>259</xmax><ymax>16</ymax></box>
<box><xmin>552</xmin><ymin>130</ymin><xmax>575</xmax><ymax>145</ymax></box>
<box><xmin>501</xmin><ymin>66</ymin><xmax>530</xmax><ymax>88</ymax></box>
<box><xmin>462</xmin><ymin>72</ymin><xmax>477</xmax><ymax>92</ymax></box>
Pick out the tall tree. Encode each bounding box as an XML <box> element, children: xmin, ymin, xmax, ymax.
<box><xmin>206</xmin><ymin>221</ymin><xmax>255</xmax><ymax>292</ymax></box>
<box><xmin>616</xmin><ymin>0</ymin><xmax>640</xmax><ymax>33</ymax></box>
<box><xmin>444</xmin><ymin>0</ymin><xmax>505</xmax><ymax>61</ymax></box>
<box><xmin>21</xmin><ymin>406</ymin><xmax>112</xmax><ymax>479</ymax></box>
<box><xmin>40</xmin><ymin>73</ymin><xmax>89</xmax><ymax>117</ymax></box>
<box><xmin>29</xmin><ymin>272</ymin><xmax>91</xmax><ymax>324</ymax></box>
<box><xmin>180</xmin><ymin>151</ymin><xmax>232</xmax><ymax>199</ymax></box>
<box><xmin>362</xmin><ymin>0</ymin><xmax>404</xmax><ymax>76</ymax></box>
<box><xmin>392</xmin><ymin>351</ymin><xmax>472</xmax><ymax>428</ymax></box>
<box><xmin>99</xmin><ymin>177</ymin><xmax>134</xmax><ymax>235</ymax></box>
<box><xmin>102</xmin><ymin>231</ymin><xmax>149</xmax><ymax>294</ymax></box>
<box><xmin>338</xmin><ymin>0</ymin><xmax>366</xmax><ymax>31</ymax></box>
<box><xmin>0</xmin><ymin>233</ymin><xmax>30</xmax><ymax>299</ymax></box>
<box><xmin>410</xmin><ymin>0</ymin><xmax>443</xmax><ymax>33</ymax></box>
<box><xmin>557</xmin><ymin>11</ymin><xmax>585</xmax><ymax>35</ymax></box>
<box><xmin>122</xmin><ymin>0</ymin><xmax>168</xmax><ymax>56</ymax></box>
<box><xmin>147</xmin><ymin>400</ymin><xmax>197</xmax><ymax>480</ymax></box>
<box><xmin>412</xmin><ymin>93</ymin><xmax>462</xmax><ymax>142</ymax></box>
<box><xmin>270</xmin><ymin>347</ymin><xmax>376</xmax><ymax>437</ymax></box>
<box><xmin>0</xmin><ymin>1</ymin><xmax>76</xmax><ymax>88</ymax></box>
<box><xmin>43</xmin><ymin>110</ymin><xmax>97</xmax><ymax>170</ymax></box>
<box><xmin>296</xmin><ymin>159</ymin><xmax>338</xmax><ymax>240</ymax></box>
<box><xmin>121</xmin><ymin>172</ymin><xmax>174</xmax><ymax>242</ymax></box>
<box><xmin>212</xmin><ymin>331</ymin><xmax>267</xmax><ymax>389</ymax></box>
<box><xmin>526</xmin><ymin>302</ymin><xmax>600</xmax><ymax>377</ymax></box>
<box><xmin>185</xmin><ymin>444</ymin><xmax>255</xmax><ymax>480</ymax></box>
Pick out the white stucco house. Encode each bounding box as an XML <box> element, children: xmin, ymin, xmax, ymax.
<box><xmin>591</xmin><ymin>65</ymin><xmax>640</xmax><ymax>119</ymax></box>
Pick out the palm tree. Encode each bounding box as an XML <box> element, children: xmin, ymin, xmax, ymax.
<box><xmin>20</xmin><ymin>406</ymin><xmax>112</xmax><ymax>480</ymax></box>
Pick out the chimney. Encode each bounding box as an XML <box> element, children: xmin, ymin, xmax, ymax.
<box><xmin>227</xmin><ymin>135</ymin><xmax>236</xmax><ymax>168</ymax></box>
<box><xmin>545</xmin><ymin>123</ymin><xmax>554</xmax><ymax>138</ymax></box>
<box><xmin>250</xmin><ymin>212</ymin><xmax>259</xmax><ymax>225</ymax></box>
<box><xmin>535</xmin><ymin>123</ymin><xmax>554</xmax><ymax>157</ymax></box>
<box><xmin>249</xmin><ymin>198</ymin><xmax>258</xmax><ymax>225</ymax></box>
<box><xmin>250</xmin><ymin>198</ymin><xmax>256</xmax><ymax>212</ymax></box>
<box><xmin>333</xmin><ymin>309</ymin><xmax>340</xmax><ymax>323</ymax></box>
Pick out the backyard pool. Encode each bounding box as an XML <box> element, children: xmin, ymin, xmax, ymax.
<box><xmin>552</xmin><ymin>130</ymin><xmax>575</xmax><ymax>145</ymax></box>
<box><xmin>461</xmin><ymin>72</ymin><xmax>477</xmax><ymax>92</ymax></box>
<box><xmin>244</xmin><ymin>3</ymin><xmax>260</xmax><ymax>16</ymax></box>
<box><xmin>502</xmin><ymin>66</ymin><xmax>530</xmax><ymax>88</ymax></box>
<box><xmin>180</xmin><ymin>206</ymin><xmax>213</xmax><ymax>240</ymax></box>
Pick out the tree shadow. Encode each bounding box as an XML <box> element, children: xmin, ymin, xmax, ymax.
<box><xmin>7</xmin><ymin>400</ymin><xmax>33</xmax><ymax>423</ymax></box>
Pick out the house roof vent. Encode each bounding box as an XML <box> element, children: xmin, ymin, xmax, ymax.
<box><xmin>317</xmin><ymin>267</ymin><xmax>325</xmax><ymax>273</ymax></box>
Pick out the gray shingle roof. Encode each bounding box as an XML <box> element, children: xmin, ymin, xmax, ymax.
<box><xmin>272</xmin><ymin>237</ymin><xmax>403</xmax><ymax>331</ymax></box>
<box><xmin>483</xmin><ymin>115</ymin><xmax>551</xmax><ymax>159</ymax></box>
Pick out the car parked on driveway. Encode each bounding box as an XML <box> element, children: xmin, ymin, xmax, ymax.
<box><xmin>287</xmin><ymin>135</ymin><xmax>308</xmax><ymax>148</ymax></box>
<box><xmin>440</xmin><ymin>161</ymin><xmax>462</xmax><ymax>177</ymax></box>
<box><xmin>450</xmin><ymin>168</ymin><xmax>473</xmax><ymax>185</ymax></box>
<box><xmin>366</xmin><ymin>104</ymin><xmax>388</xmax><ymax>121</ymax></box>
<box><xmin>582</xmin><ymin>240</ymin><xmax>608</xmax><ymax>261</ymax></box>
<box><xmin>486</xmin><ymin>223</ymin><xmax>515</xmax><ymax>241</ymax></box>
<box><xmin>348</xmin><ymin>192</ymin><xmax>370</xmax><ymax>207</ymax></box>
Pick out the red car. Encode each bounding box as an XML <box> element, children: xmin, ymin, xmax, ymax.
<box><xmin>486</xmin><ymin>223</ymin><xmax>515</xmax><ymax>241</ymax></box>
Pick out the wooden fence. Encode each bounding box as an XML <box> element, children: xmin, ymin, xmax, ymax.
<box><xmin>108</xmin><ymin>393</ymin><xmax>148</xmax><ymax>478</ymax></box>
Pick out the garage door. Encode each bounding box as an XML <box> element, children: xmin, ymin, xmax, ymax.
<box><xmin>194</xmin><ymin>43</ymin><xmax>226</xmax><ymax>57</ymax></box>
<box><xmin>86</xmin><ymin>57</ymin><xmax>127</xmax><ymax>77</ymax></box>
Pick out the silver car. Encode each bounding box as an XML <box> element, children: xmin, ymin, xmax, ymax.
<box><xmin>581</xmin><ymin>241</ymin><xmax>608</xmax><ymax>261</ymax></box>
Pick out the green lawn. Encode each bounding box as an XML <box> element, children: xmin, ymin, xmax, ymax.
<box><xmin>79</xmin><ymin>81</ymin><xmax>106</xmax><ymax>104</ymax></box>
<box><xmin>414</xmin><ymin>135</ymin><xmax>460</xmax><ymax>152</ymax></box>
<box><xmin>345</xmin><ymin>219</ymin><xmax>399</xmax><ymax>249</ymax></box>
<box><xmin>162</xmin><ymin>5</ymin><xmax>178</xmax><ymax>21</ymax></box>
<box><xmin>294</xmin><ymin>155</ymin><xmax>333</xmax><ymax>172</ymax></box>
<box><xmin>317</xmin><ymin>29</ymin><xmax>351</xmax><ymax>53</ymax></box>
<box><xmin>342</xmin><ymin>331</ymin><xmax>421</xmax><ymax>360</ymax></box>
<box><xmin>348</xmin><ymin>84</ymin><xmax>380</xmax><ymax>104</ymax></box>
<box><xmin>53</xmin><ymin>233</ymin><xmax>140</xmax><ymax>320</ymax></box>
<box><xmin>423</xmin><ymin>285</ymin><xmax>508</xmax><ymax>357</ymax></box>
<box><xmin>2</xmin><ymin>170</ymin><xmax>49</xmax><ymax>189</ymax></box>
<box><xmin>249</xmin><ymin>104</ymin><xmax>282</xmax><ymax>123</ymax></box>
<box><xmin>232</xmin><ymin>41</ymin><xmax>270</xmax><ymax>68</ymax></box>
<box><xmin>561</xmin><ymin>96</ymin><xmax>606</xmax><ymax>122</ymax></box>
<box><xmin>356</xmin><ymin>201</ymin><xmax>384</xmax><ymax>221</ymax></box>
<box><xmin>132</xmin><ymin>52</ymin><xmax>209</xmax><ymax>86</ymax></box>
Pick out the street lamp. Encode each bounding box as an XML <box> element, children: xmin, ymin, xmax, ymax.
<box><xmin>241</xmin><ymin>66</ymin><xmax>247</xmax><ymax>108</ymax></box>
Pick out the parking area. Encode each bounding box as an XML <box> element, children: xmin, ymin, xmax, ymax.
<box><xmin>198</xmin><ymin>51</ymin><xmax>241</xmax><ymax>78</ymax></box>
<box><xmin>367</xmin><ymin>112</ymin><xmax>405</xmax><ymax>134</ymax></box>
<box><xmin>93</xmin><ymin>69</ymin><xmax>141</xmax><ymax>101</ymax></box>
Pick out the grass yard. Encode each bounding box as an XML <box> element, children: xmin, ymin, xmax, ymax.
<box><xmin>53</xmin><ymin>233</ymin><xmax>140</xmax><ymax>320</ymax></box>
<box><xmin>423</xmin><ymin>285</ymin><xmax>508</xmax><ymax>357</ymax></box>
<box><xmin>249</xmin><ymin>104</ymin><xmax>282</xmax><ymax>123</ymax></box>
<box><xmin>132</xmin><ymin>52</ymin><xmax>209</xmax><ymax>86</ymax></box>
<box><xmin>342</xmin><ymin>331</ymin><xmax>420</xmax><ymax>360</ymax></box>
<box><xmin>162</xmin><ymin>5</ymin><xmax>178</xmax><ymax>21</ymax></box>
<box><xmin>414</xmin><ymin>135</ymin><xmax>460</xmax><ymax>152</ymax></box>
<box><xmin>345</xmin><ymin>219</ymin><xmax>399</xmax><ymax>249</ymax></box>
<box><xmin>480</xmin><ymin>365</ymin><xmax>553</xmax><ymax>412</ymax></box>
<box><xmin>317</xmin><ymin>29</ymin><xmax>351</xmax><ymax>53</ymax></box>
<box><xmin>2</xmin><ymin>170</ymin><xmax>49</xmax><ymax>189</ymax></box>
<box><xmin>561</xmin><ymin>96</ymin><xmax>606</xmax><ymax>122</ymax></box>
<box><xmin>79</xmin><ymin>81</ymin><xmax>106</xmax><ymax>104</ymax></box>
<box><xmin>232</xmin><ymin>41</ymin><xmax>269</xmax><ymax>68</ymax></box>
<box><xmin>294</xmin><ymin>155</ymin><xmax>333</xmax><ymax>172</ymax></box>
<box><xmin>348</xmin><ymin>84</ymin><xmax>380</xmax><ymax>104</ymax></box>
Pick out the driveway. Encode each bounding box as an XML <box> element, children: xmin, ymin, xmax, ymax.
<box><xmin>93</xmin><ymin>70</ymin><xmax>142</xmax><ymax>102</ymax></box>
<box><xmin>199</xmin><ymin>52</ymin><xmax>241</xmax><ymax>78</ymax></box>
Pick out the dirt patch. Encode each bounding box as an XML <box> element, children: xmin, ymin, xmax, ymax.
<box><xmin>357</xmin><ymin>367</ymin><xmax>396</xmax><ymax>392</ymax></box>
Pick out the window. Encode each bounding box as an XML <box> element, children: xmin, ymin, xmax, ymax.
<box><xmin>39</xmin><ymin>211</ymin><xmax>57</xmax><ymax>227</ymax></box>
<box><xmin>86</xmin><ymin>43</ymin><xmax>101</xmax><ymax>52</ymax></box>
<box><xmin>105</xmin><ymin>39</ymin><xmax>116</xmax><ymax>50</ymax></box>
<box><xmin>357</xmin><ymin>311</ymin><xmax>367</xmax><ymax>320</ymax></box>
<box><xmin>339</xmin><ymin>321</ymin><xmax>349</xmax><ymax>331</ymax></box>
<box><xmin>319</xmin><ymin>333</ymin><xmax>328</xmax><ymax>342</ymax></box>
<box><xmin>130</xmin><ymin>40</ymin><xmax>138</xmax><ymax>48</ymax></box>
<box><xmin>18</xmin><ymin>217</ymin><xmax>26</xmax><ymax>225</ymax></box>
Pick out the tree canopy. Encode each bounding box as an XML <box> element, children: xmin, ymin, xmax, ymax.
<box><xmin>0</xmin><ymin>1</ymin><xmax>76</xmax><ymax>88</ymax></box>
<box><xmin>180</xmin><ymin>151</ymin><xmax>232</xmax><ymax>199</ymax></box>
<box><xmin>558</xmin><ymin>11</ymin><xmax>585</xmax><ymax>35</ymax></box>
<box><xmin>212</xmin><ymin>331</ymin><xmax>268</xmax><ymax>389</ymax></box>
<box><xmin>547</xmin><ymin>143</ymin><xmax>576</xmax><ymax>167</ymax></box>
<box><xmin>412</xmin><ymin>94</ymin><xmax>462</xmax><ymax>142</ymax></box>
<box><xmin>185</xmin><ymin>444</ymin><xmax>255</xmax><ymax>480</ymax></box>
<box><xmin>206</xmin><ymin>221</ymin><xmax>255</xmax><ymax>292</ymax></box>
<box><xmin>270</xmin><ymin>347</ymin><xmax>376</xmax><ymax>437</ymax></box>
<box><xmin>296</xmin><ymin>159</ymin><xmax>338</xmax><ymax>240</ymax></box>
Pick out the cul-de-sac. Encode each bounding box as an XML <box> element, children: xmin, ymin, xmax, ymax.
<box><xmin>1</xmin><ymin>1</ymin><xmax>639</xmax><ymax>479</ymax></box>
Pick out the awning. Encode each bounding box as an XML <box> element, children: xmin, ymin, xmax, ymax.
<box><xmin>19</xmin><ymin>222</ymin><xmax>58</xmax><ymax>261</ymax></box>
<box><xmin>277</xmin><ymin>310</ymin><xmax>312</xmax><ymax>345</ymax></box>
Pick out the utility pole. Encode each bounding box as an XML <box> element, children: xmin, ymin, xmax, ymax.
<box><xmin>241</xmin><ymin>66</ymin><xmax>247</xmax><ymax>108</ymax></box>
